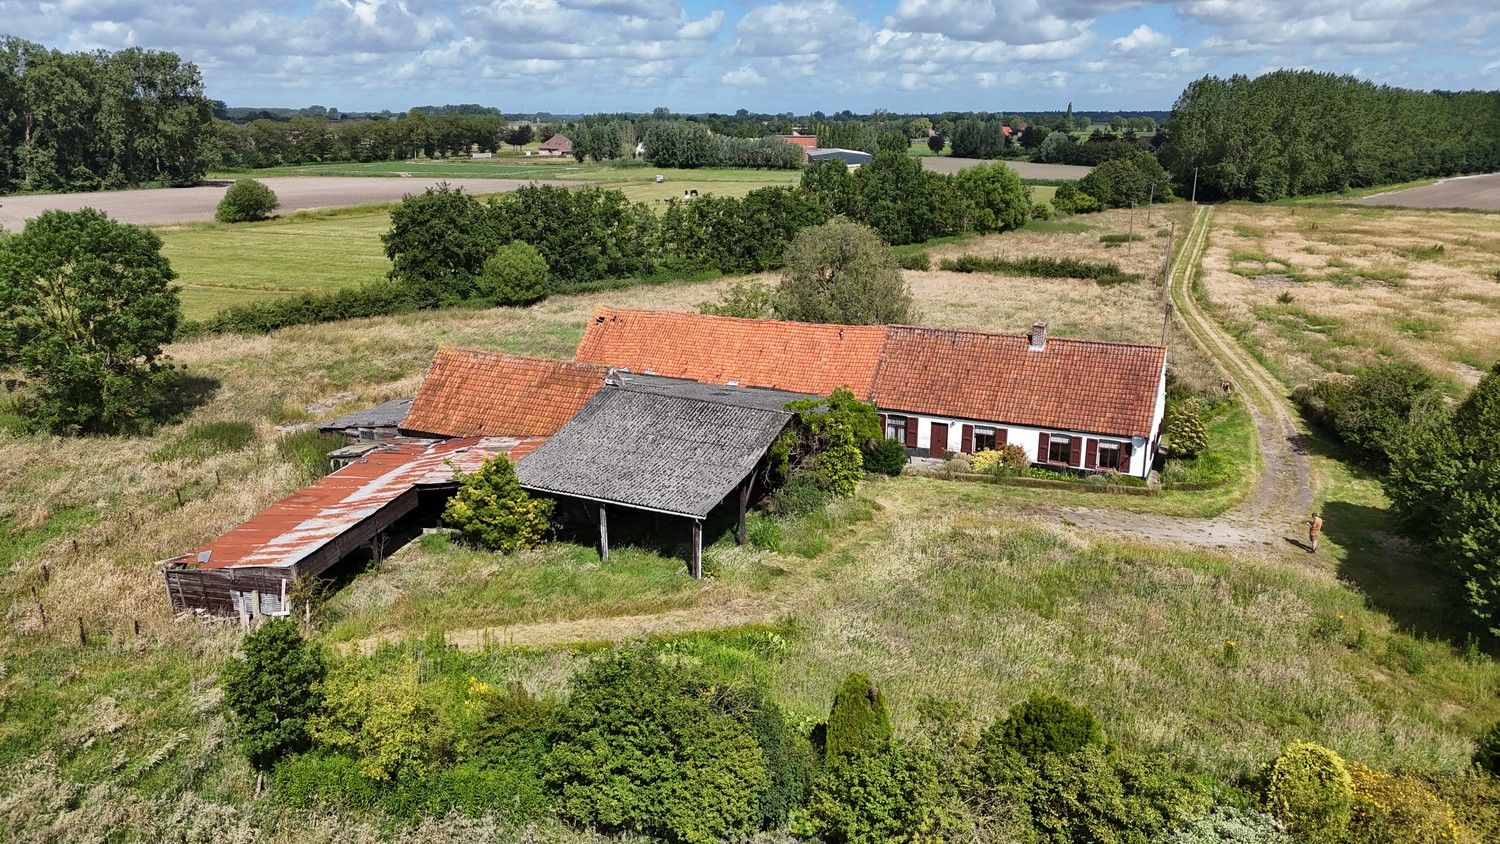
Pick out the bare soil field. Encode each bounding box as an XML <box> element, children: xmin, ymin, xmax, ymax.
<box><xmin>1197</xmin><ymin>202</ymin><xmax>1500</xmax><ymax>389</ymax></box>
<box><xmin>921</xmin><ymin>157</ymin><xmax>1093</xmax><ymax>179</ymax></box>
<box><xmin>0</xmin><ymin>176</ymin><xmax>569</xmax><ymax>230</ymax></box>
<box><xmin>1349</xmin><ymin>172</ymin><xmax>1500</xmax><ymax>211</ymax></box>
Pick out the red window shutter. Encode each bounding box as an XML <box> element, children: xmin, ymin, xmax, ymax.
<box><xmin>961</xmin><ymin>424</ymin><xmax>974</xmax><ymax>453</ymax></box>
<box><xmin>1120</xmin><ymin>441</ymin><xmax>1133</xmax><ymax>473</ymax></box>
<box><xmin>904</xmin><ymin>417</ymin><xmax>918</xmax><ymax>448</ymax></box>
<box><xmin>1084</xmin><ymin>438</ymin><xmax>1098</xmax><ymax>469</ymax></box>
<box><xmin>1069</xmin><ymin>436</ymin><xmax>1082</xmax><ymax>466</ymax></box>
<box><xmin>878</xmin><ymin>414</ymin><xmax>887</xmax><ymax>436</ymax></box>
<box><xmin>997</xmin><ymin>428</ymin><xmax>1008</xmax><ymax>446</ymax></box>
<box><xmin>1038</xmin><ymin>432</ymin><xmax>1049</xmax><ymax>461</ymax></box>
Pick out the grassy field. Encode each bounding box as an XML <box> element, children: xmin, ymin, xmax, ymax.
<box><xmin>5</xmin><ymin>198</ymin><xmax>1498</xmax><ymax>839</ymax></box>
<box><xmin>1198</xmin><ymin>202</ymin><xmax>1500</xmax><ymax>390</ymax></box>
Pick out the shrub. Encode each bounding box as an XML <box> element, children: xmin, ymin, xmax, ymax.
<box><xmin>1030</xmin><ymin>201</ymin><xmax>1055</xmax><ymax>220</ymax></box>
<box><xmin>778</xmin><ymin>218</ymin><xmax>914</xmax><ymax>325</ymax></box>
<box><xmin>985</xmin><ymin>694</ymin><xmax>1102</xmax><ymax>762</ymax></box>
<box><xmin>442</xmin><ymin>455</ymin><xmax>554</xmax><ymax>553</ymax></box>
<box><xmin>826</xmin><ymin>672</ymin><xmax>892</xmax><ymax>760</ymax></box>
<box><xmin>1476</xmin><ymin>722</ymin><xmax>1500</xmax><ymax>775</ymax></box>
<box><xmin>0</xmin><ymin>208</ymin><xmax>180</xmax><ymax>434</ymax></box>
<box><xmin>1054</xmin><ymin>181</ymin><xmax>1104</xmax><ymax>214</ymax></box>
<box><xmin>720</xmin><ymin>685</ymin><xmax>818</xmax><ymax>828</ymax></box>
<box><xmin>543</xmin><ymin>648</ymin><xmax>769</xmax><ymax>843</ymax></box>
<box><xmin>1029</xmin><ymin>746</ymin><xmax>1213</xmax><ymax>844</ymax></box>
<box><xmin>800</xmin><ymin>743</ymin><xmax>967</xmax><ymax>844</ymax></box>
<box><xmin>779</xmin><ymin>387</ymin><xmax>883</xmax><ymax>498</ymax></box>
<box><xmin>1165</xmin><ymin>399</ymin><xmax>1209</xmax><ymax>458</ymax></box>
<box><xmin>1425</xmin><ymin>768</ymin><xmax>1500</xmax><ymax>843</ymax></box>
<box><xmin>491</xmin><ymin>184</ymin><xmax>659</xmax><ymax>286</ymax></box>
<box><xmin>898</xmin><ymin>250</ymin><xmax>931</xmax><ymax>270</ymax></box>
<box><xmin>476</xmin><ymin>241</ymin><xmax>549</xmax><ymax>306</ymax></box>
<box><xmin>309</xmin><ymin>658</ymin><xmax>459</xmax><ymax>782</ymax></box>
<box><xmin>186</xmin><ymin>279</ymin><xmax>418</xmax><ymax>336</ymax></box>
<box><xmin>215</xmin><ymin>178</ymin><xmax>279</xmax><ymax>222</ymax></box>
<box><xmin>972</xmin><ymin>444</ymin><xmax>1029</xmax><ymax>476</ymax></box>
<box><xmin>1260</xmin><ymin>741</ymin><xmax>1355</xmax><ymax>844</ymax></box>
<box><xmin>940</xmin><ymin>254</ymin><xmax>1135</xmax><ymax>284</ymax></box>
<box><xmin>770</xmin><ymin>472</ymin><xmax>833</xmax><ymax>517</ymax></box>
<box><xmin>863</xmin><ymin>437</ymin><xmax>908</xmax><ymax>476</ymax></box>
<box><xmin>698</xmin><ymin>280</ymin><xmax>776</xmax><ymax>319</ymax></box>
<box><xmin>272</xmin><ymin>752</ymin><xmax>551</xmax><ymax>821</ymax></box>
<box><xmin>1156</xmin><ymin>806</ymin><xmax>1293</xmax><ymax>843</ymax></box>
<box><xmin>1345</xmin><ymin>763</ymin><xmax>1460</xmax><ymax>844</ymax></box>
<box><xmin>222</xmin><ymin>619</ymin><xmax>326</xmax><ymax>772</ymax></box>
<box><xmin>1305</xmin><ymin>362</ymin><xmax>1440</xmax><ymax>462</ymax></box>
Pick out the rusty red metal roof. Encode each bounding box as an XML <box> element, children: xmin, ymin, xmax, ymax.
<box><xmin>165</xmin><ymin>437</ymin><xmax>538</xmax><ymax>571</ymax></box>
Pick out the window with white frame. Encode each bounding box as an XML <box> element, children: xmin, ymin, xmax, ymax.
<box><xmin>1047</xmin><ymin>434</ymin><xmax>1071</xmax><ymax>464</ymax></box>
<box><xmin>1097</xmin><ymin>443</ymin><xmax>1121</xmax><ymax>471</ymax></box>
<box><xmin>974</xmin><ymin>427</ymin><xmax>997</xmax><ymax>452</ymax></box>
<box><xmin>885</xmin><ymin>415</ymin><xmax>907</xmax><ymax>442</ymax></box>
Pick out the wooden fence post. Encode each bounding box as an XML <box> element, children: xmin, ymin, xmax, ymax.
<box><xmin>76</xmin><ymin>616</ymin><xmax>86</xmax><ymax>646</ymax></box>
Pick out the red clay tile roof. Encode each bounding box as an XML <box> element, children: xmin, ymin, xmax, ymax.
<box><xmin>574</xmin><ymin>307</ymin><xmax>887</xmax><ymax>398</ymax></box>
<box><xmin>874</xmin><ymin>326</ymin><xmax>1165</xmax><ymax>437</ymax></box>
<box><xmin>401</xmin><ymin>347</ymin><xmax>605</xmax><ymax>438</ymax></box>
<box><xmin>168</xmin><ymin>437</ymin><xmax>532</xmax><ymax>571</ymax></box>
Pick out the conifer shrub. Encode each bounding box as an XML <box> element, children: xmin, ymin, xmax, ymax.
<box><xmin>476</xmin><ymin>241</ymin><xmax>550</xmax><ymax>306</ymax></box>
<box><xmin>1028</xmin><ymin>746</ymin><xmax>1213</xmax><ymax>844</ymax></box>
<box><xmin>985</xmin><ymin>694</ymin><xmax>1102</xmax><ymax>762</ymax></box>
<box><xmin>215</xmin><ymin>178</ymin><xmax>279</xmax><ymax>222</ymax></box>
<box><xmin>1345</xmin><ymin>763</ymin><xmax>1461</xmax><ymax>844</ymax></box>
<box><xmin>863</xmin><ymin>437</ymin><xmax>908</xmax><ymax>476</ymax></box>
<box><xmin>800</xmin><ymin>742</ymin><xmax>966</xmax><ymax>844</ymax></box>
<box><xmin>825</xmin><ymin>672</ymin><xmax>892</xmax><ymax>760</ymax></box>
<box><xmin>442</xmin><ymin>455</ymin><xmax>554</xmax><ymax>552</ymax></box>
<box><xmin>1157</xmin><ymin>806</ymin><xmax>1292</xmax><ymax>843</ymax></box>
<box><xmin>222</xmin><ymin>619</ymin><xmax>326</xmax><ymax>771</ymax></box>
<box><xmin>1260</xmin><ymin>741</ymin><xmax>1355</xmax><ymax>844</ymax></box>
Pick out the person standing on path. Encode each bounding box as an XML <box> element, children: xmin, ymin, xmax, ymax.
<box><xmin>1308</xmin><ymin>512</ymin><xmax>1324</xmax><ymax>553</ymax></box>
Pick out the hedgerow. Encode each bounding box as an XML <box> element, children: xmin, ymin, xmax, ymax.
<box><xmin>940</xmin><ymin>254</ymin><xmax>1138</xmax><ymax>285</ymax></box>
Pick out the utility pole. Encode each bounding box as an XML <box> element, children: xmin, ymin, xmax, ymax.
<box><xmin>1127</xmin><ymin>202</ymin><xmax>1136</xmax><ymax>254</ymax></box>
<box><xmin>1191</xmin><ymin>167</ymin><xmax>1199</xmax><ymax>205</ymax></box>
<box><xmin>1161</xmin><ymin>301</ymin><xmax>1173</xmax><ymax>346</ymax></box>
<box><xmin>1160</xmin><ymin>222</ymin><xmax>1175</xmax><ymax>294</ymax></box>
<box><xmin>1146</xmin><ymin>183</ymin><xmax>1155</xmax><ymax>226</ymax></box>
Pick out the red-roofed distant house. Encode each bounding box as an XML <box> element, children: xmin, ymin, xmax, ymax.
<box><xmin>575</xmin><ymin>308</ymin><xmax>1167</xmax><ymax>478</ymax></box>
<box><xmin>537</xmin><ymin>134</ymin><xmax>573</xmax><ymax>157</ymax></box>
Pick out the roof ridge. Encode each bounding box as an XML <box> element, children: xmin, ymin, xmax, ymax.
<box><xmin>887</xmin><ymin>323</ymin><xmax>1165</xmax><ymax>352</ymax></box>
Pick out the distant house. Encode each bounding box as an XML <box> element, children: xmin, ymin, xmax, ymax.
<box><xmin>537</xmin><ymin>134</ymin><xmax>573</xmax><ymax>157</ymax></box>
<box><xmin>778</xmin><ymin>134</ymin><xmax>819</xmax><ymax>154</ymax></box>
<box><xmin>574</xmin><ymin>308</ymin><xmax>1167</xmax><ymax>478</ymax></box>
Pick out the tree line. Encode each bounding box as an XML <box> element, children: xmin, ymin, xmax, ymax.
<box><xmin>0</xmin><ymin>37</ymin><xmax>215</xmax><ymax>193</ymax></box>
<box><xmin>1162</xmin><ymin>70</ymin><xmax>1500</xmax><ymax>201</ymax></box>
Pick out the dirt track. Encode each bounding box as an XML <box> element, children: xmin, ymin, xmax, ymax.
<box><xmin>921</xmin><ymin>158</ymin><xmax>1093</xmax><ymax>179</ymax></box>
<box><xmin>1348</xmin><ymin>173</ymin><xmax>1500</xmax><ymax>211</ymax></box>
<box><xmin>0</xmin><ymin>176</ymin><xmax>570</xmax><ymax>230</ymax></box>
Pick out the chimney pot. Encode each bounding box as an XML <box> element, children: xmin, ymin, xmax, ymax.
<box><xmin>1029</xmin><ymin>322</ymin><xmax>1047</xmax><ymax>351</ymax></box>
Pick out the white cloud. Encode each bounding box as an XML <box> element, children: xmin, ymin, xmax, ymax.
<box><xmin>721</xmin><ymin>65</ymin><xmax>765</xmax><ymax>85</ymax></box>
<box><xmin>1113</xmin><ymin>24</ymin><xmax>1170</xmax><ymax>54</ymax></box>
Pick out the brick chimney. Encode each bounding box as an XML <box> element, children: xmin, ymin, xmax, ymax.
<box><xmin>1028</xmin><ymin>322</ymin><xmax>1047</xmax><ymax>351</ymax></box>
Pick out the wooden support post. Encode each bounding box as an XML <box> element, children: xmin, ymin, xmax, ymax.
<box><xmin>690</xmin><ymin>519</ymin><xmax>703</xmax><ymax>579</ymax></box>
<box><xmin>598</xmin><ymin>505</ymin><xmax>610</xmax><ymax>563</ymax></box>
<box><xmin>133</xmin><ymin>619</ymin><xmax>141</xmax><ymax>637</ymax></box>
<box><xmin>736</xmin><ymin>480</ymin><xmax>751</xmax><ymax>546</ymax></box>
<box><xmin>76</xmin><ymin>616</ymin><xmax>86</xmax><ymax>646</ymax></box>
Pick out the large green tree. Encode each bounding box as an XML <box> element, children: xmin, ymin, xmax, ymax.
<box><xmin>0</xmin><ymin>208</ymin><xmax>180</xmax><ymax>434</ymax></box>
<box><xmin>776</xmin><ymin>218</ymin><xmax>914</xmax><ymax>325</ymax></box>
<box><xmin>382</xmin><ymin>183</ymin><xmax>499</xmax><ymax>305</ymax></box>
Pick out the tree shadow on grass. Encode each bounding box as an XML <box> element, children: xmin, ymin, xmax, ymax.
<box><xmin>158</xmin><ymin>371</ymin><xmax>223</xmax><ymax>425</ymax></box>
<box><xmin>1321</xmin><ymin>499</ymin><xmax>1494</xmax><ymax>654</ymax></box>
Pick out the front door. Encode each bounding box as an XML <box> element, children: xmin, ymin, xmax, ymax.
<box><xmin>929</xmin><ymin>422</ymin><xmax>948</xmax><ymax>458</ymax></box>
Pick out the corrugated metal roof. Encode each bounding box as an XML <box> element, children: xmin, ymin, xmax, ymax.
<box><xmin>165</xmin><ymin>437</ymin><xmax>538</xmax><ymax>571</ymax></box>
<box><xmin>514</xmin><ymin>387</ymin><xmax>791</xmax><ymax>518</ymax></box>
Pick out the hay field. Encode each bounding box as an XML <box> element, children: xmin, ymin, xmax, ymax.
<box><xmin>1197</xmin><ymin>203</ymin><xmax>1500</xmax><ymax>389</ymax></box>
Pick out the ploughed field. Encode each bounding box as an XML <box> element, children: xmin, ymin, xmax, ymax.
<box><xmin>1348</xmin><ymin>172</ymin><xmax>1500</xmax><ymax>211</ymax></box>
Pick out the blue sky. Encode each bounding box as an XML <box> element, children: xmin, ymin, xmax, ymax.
<box><xmin>5</xmin><ymin>0</ymin><xmax>1497</xmax><ymax>112</ymax></box>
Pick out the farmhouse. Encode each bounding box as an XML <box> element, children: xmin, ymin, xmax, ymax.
<box><xmin>536</xmin><ymin>134</ymin><xmax>573</xmax><ymax>157</ymax></box>
<box><xmin>161</xmin><ymin>312</ymin><xmax>1165</xmax><ymax>617</ymax></box>
<box><xmin>574</xmin><ymin>308</ymin><xmax>1167</xmax><ymax>478</ymax></box>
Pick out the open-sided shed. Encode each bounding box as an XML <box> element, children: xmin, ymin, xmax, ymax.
<box><xmin>514</xmin><ymin>375</ymin><xmax>810</xmax><ymax>576</ymax></box>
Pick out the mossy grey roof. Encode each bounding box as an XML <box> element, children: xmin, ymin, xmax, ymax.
<box><xmin>513</xmin><ymin>386</ymin><xmax>793</xmax><ymax>518</ymax></box>
<box><xmin>317</xmin><ymin>397</ymin><xmax>413</xmax><ymax>432</ymax></box>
